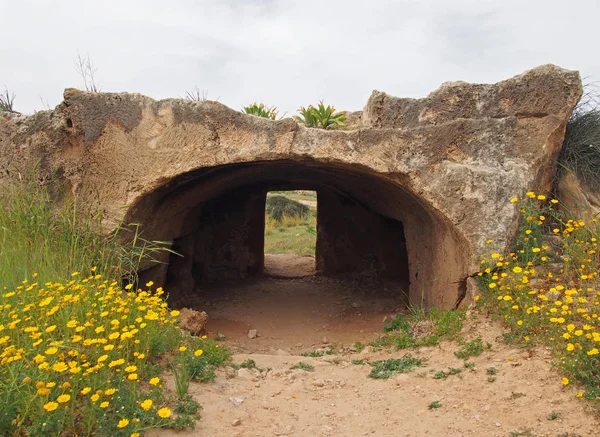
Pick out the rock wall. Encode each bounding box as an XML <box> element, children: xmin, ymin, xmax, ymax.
<box><xmin>0</xmin><ymin>64</ymin><xmax>582</xmax><ymax>309</ymax></box>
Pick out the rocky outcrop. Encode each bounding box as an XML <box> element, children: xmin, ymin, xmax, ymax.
<box><xmin>557</xmin><ymin>171</ymin><xmax>600</xmax><ymax>222</ymax></box>
<box><xmin>0</xmin><ymin>64</ymin><xmax>582</xmax><ymax>309</ymax></box>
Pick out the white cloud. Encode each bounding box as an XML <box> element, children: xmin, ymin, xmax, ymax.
<box><xmin>1</xmin><ymin>0</ymin><xmax>598</xmax><ymax>115</ymax></box>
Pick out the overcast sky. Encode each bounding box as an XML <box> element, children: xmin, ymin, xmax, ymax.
<box><xmin>1</xmin><ymin>0</ymin><xmax>598</xmax><ymax>115</ymax></box>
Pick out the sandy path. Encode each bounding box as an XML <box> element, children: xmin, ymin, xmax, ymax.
<box><xmin>150</xmin><ymin>314</ymin><xmax>599</xmax><ymax>437</ymax></box>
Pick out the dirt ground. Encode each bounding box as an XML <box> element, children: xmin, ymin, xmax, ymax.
<box><xmin>263</xmin><ymin>254</ymin><xmax>315</xmax><ymax>278</ymax></box>
<box><xmin>156</xmin><ymin>257</ymin><xmax>599</xmax><ymax>437</ymax></box>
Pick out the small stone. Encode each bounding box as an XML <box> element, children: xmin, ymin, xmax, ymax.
<box><xmin>229</xmin><ymin>397</ymin><xmax>244</xmax><ymax>406</ymax></box>
<box><xmin>237</xmin><ymin>368</ymin><xmax>255</xmax><ymax>380</ymax></box>
<box><xmin>248</xmin><ymin>329</ymin><xmax>257</xmax><ymax>339</ymax></box>
<box><xmin>232</xmin><ymin>418</ymin><xmax>242</xmax><ymax>426</ymax></box>
<box><xmin>495</xmin><ymin>422</ymin><xmax>502</xmax><ymax>427</ymax></box>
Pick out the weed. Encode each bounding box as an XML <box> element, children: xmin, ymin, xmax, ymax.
<box><xmin>428</xmin><ymin>401</ymin><xmax>441</xmax><ymax>410</ymax></box>
<box><xmin>433</xmin><ymin>367</ymin><xmax>463</xmax><ymax>380</ymax></box>
<box><xmin>368</xmin><ymin>355</ymin><xmax>424</xmax><ymax>379</ymax></box>
<box><xmin>175</xmin><ymin>396</ymin><xmax>201</xmax><ymax>415</ymax></box>
<box><xmin>293</xmin><ymin>362</ymin><xmax>314</xmax><ymax>372</ymax></box>
<box><xmin>0</xmin><ymin>87</ymin><xmax>15</xmax><ymax>112</ymax></box>
<box><xmin>454</xmin><ymin>338</ymin><xmax>485</xmax><ymax>359</ymax></box>
<box><xmin>509</xmin><ymin>431</ymin><xmax>532</xmax><ymax>437</ymax></box>
<box><xmin>463</xmin><ymin>361</ymin><xmax>476</xmax><ymax>370</ymax></box>
<box><xmin>353</xmin><ymin>342</ymin><xmax>366</xmax><ymax>353</ymax></box>
<box><xmin>487</xmin><ymin>367</ymin><xmax>498</xmax><ymax>376</ymax></box>
<box><xmin>547</xmin><ymin>411</ymin><xmax>561</xmax><ymax>421</ymax></box>
<box><xmin>487</xmin><ymin>376</ymin><xmax>497</xmax><ymax>383</ymax></box>
<box><xmin>351</xmin><ymin>359</ymin><xmax>365</xmax><ymax>365</ymax></box>
<box><xmin>238</xmin><ymin>359</ymin><xmax>257</xmax><ymax>369</ymax></box>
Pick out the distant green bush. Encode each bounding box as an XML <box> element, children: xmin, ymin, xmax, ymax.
<box><xmin>265</xmin><ymin>195</ymin><xmax>309</xmax><ymax>222</ymax></box>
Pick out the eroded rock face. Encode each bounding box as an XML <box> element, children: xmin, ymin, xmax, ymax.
<box><xmin>0</xmin><ymin>64</ymin><xmax>582</xmax><ymax>309</ymax></box>
<box><xmin>557</xmin><ymin>172</ymin><xmax>600</xmax><ymax>223</ymax></box>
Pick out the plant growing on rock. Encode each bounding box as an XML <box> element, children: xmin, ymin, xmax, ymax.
<box><xmin>0</xmin><ymin>87</ymin><xmax>15</xmax><ymax>112</ymax></box>
<box><xmin>294</xmin><ymin>101</ymin><xmax>345</xmax><ymax>129</ymax></box>
<box><xmin>557</xmin><ymin>86</ymin><xmax>600</xmax><ymax>190</ymax></box>
<box><xmin>242</xmin><ymin>103</ymin><xmax>279</xmax><ymax>120</ymax></box>
<box><xmin>477</xmin><ymin>192</ymin><xmax>600</xmax><ymax>400</ymax></box>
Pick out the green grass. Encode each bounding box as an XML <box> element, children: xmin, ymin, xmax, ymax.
<box><xmin>372</xmin><ymin>308</ymin><xmax>466</xmax><ymax>350</ymax></box>
<box><xmin>428</xmin><ymin>401</ymin><xmax>441</xmax><ymax>410</ymax></box>
<box><xmin>0</xmin><ymin>179</ymin><xmax>170</xmax><ymax>290</ymax></box>
<box><xmin>433</xmin><ymin>367</ymin><xmax>462</xmax><ymax>380</ymax></box>
<box><xmin>292</xmin><ymin>362</ymin><xmax>314</xmax><ymax>372</ymax></box>
<box><xmin>368</xmin><ymin>355</ymin><xmax>424</xmax><ymax>379</ymax></box>
<box><xmin>264</xmin><ymin>191</ymin><xmax>317</xmax><ymax>257</ymax></box>
<box><xmin>454</xmin><ymin>337</ymin><xmax>487</xmax><ymax>359</ymax></box>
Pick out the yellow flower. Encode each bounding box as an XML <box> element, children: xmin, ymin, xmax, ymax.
<box><xmin>537</xmin><ymin>194</ymin><xmax>546</xmax><ymax>200</ymax></box>
<box><xmin>45</xmin><ymin>325</ymin><xmax>57</xmax><ymax>333</ymax></box>
<box><xmin>81</xmin><ymin>387</ymin><xmax>92</xmax><ymax>395</ymax></box>
<box><xmin>127</xmin><ymin>373</ymin><xmax>138</xmax><ymax>381</ymax></box>
<box><xmin>562</xmin><ymin>377</ymin><xmax>569</xmax><ymax>386</ymax></box>
<box><xmin>576</xmin><ymin>391</ymin><xmax>584</xmax><ymax>398</ymax></box>
<box><xmin>510</xmin><ymin>197</ymin><xmax>519</xmax><ymax>203</ymax></box>
<box><xmin>149</xmin><ymin>377</ymin><xmax>160</xmax><ymax>386</ymax></box>
<box><xmin>57</xmin><ymin>394</ymin><xmax>70</xmax><ymax>403</ymax></box>
<box><xmin>179</xmin><ymin>346</ymin><xmax>187</xmax><ymax>352</ymax></box>
<box><xmin>100</xmin><ymin>401</ymin><xmax>109</xmax><ymax>408</ymax></box>
<box><xmin>124</xmin><ymin>284</ymin><xmax>134</xmax><ymax>290</ymax></box>
<box><xmin>170</xmin><ymin>310</ymin><xmax>180</xmax><ymax>317</ymax></box>
<box><xmin>45</xmin><ymin>347</ymin><xmax>58</xmax><ymax>355</ymax></box>
<box><xmin>140</xmin><ymin>399</ymin><xmax>153</xmax><ymax>411</ymax></box>
<box><xmin>117</xmin><ymin>418</ymin><xmax>130</xmax><ymax>428</ymax></box>
<box><xmin>91</xmin><ymin>394</ymin><xmax>100</xmax><ymax>402</ymax></box>
<box><xmin>125</xmin><ymin>365</ymin><xmax>137</xmax><ymax>373</ymax></box>
<box><xmin>551</xmin><ymin>199</ymin><xmax>559</xmax><ymax>204</ymax></box>
<box><xmin>105</xmin><ymin>388</ymin><xmax>116</xmax><ymax>395</ymax></box>
<box><xmin>131</xmin><ymin>434</ymin><xmax>140</xmax><ymax>437</ymax></box>
<box><xmin>512</xmin><ymin>266</ymin><xmax>523</xmax><ymax>273</ymax></box>
<box><xmin>157</xmin><ymin>407</ymin><xmax>171</xmax><ymax>418</ymax></box>
<box><xmin>587</xmin><ymin>348</ymin><xmax>599</xmax><ymax>356</ymax></box>
<box><xmin>517</xmin><ymin>320</ymin><xmax>523</xmax><ymax>326</ymax></box>
<box><xmin>194</xmin><ymin>349</ymin><xmax>203</xmax><ymax>357</ymax></box>
<box><xmin>488</xmin><ymin>283</ymin><xmax>497</xmax><ymax>289</ymax></box>
<box><xmin>52</xmin><ymin>362</ymin><xmax>68</xmax><ymax>372</ymax></box>
<box><xmin>43</xmin><ymin>401</ymin><xmax>59</xmax><ymax>412</ymax></box>
<box><xmin>566</xmin><ymin>343</ymin><xmax>575</xmax><ymax>351</ymax></box>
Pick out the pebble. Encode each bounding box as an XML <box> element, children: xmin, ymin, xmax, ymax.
<box><xmin>232</xmin><ymin>418</ymin><xmax>242</xmax><ymax>426</ymax></box>
<box><xmin>248</xmin><ymin>329</ymin><xmax>257</xmax><ymax>339</ymax></box>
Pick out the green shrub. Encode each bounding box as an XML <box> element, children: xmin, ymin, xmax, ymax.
<box><xmin>265</xmin><ymin>195</ymin><xmax>309</xmax><ymax>222</ymax></box>
<box><xmin>243</xmin><ymin>103</ymin><xmax>279</xmax><ymax>120</ymax></box>
<box><xmin>294</xmin><ymin>101</ymin><xmax>345</xmax><ymax>129</ymax></box>
<box><xmin>368</xmin><ymin>355</ymin><xmax>424</xmax><ymax>379</ymax></box>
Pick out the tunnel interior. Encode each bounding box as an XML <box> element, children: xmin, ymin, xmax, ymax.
<box><xmin>128</xmin><ymin>160</ymin><xmax>469</xmax><ymax>310</ymax></box>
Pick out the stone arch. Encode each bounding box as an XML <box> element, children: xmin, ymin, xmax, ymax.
<box><xmin>125</xmin><ymin>158</ymin><xmax>470</xmax><ymax>309</ymax></box>
<box><xmin>0</xmin><ymin>64</ymin><xmax>582</xmax><ymax>310</ymax></box>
